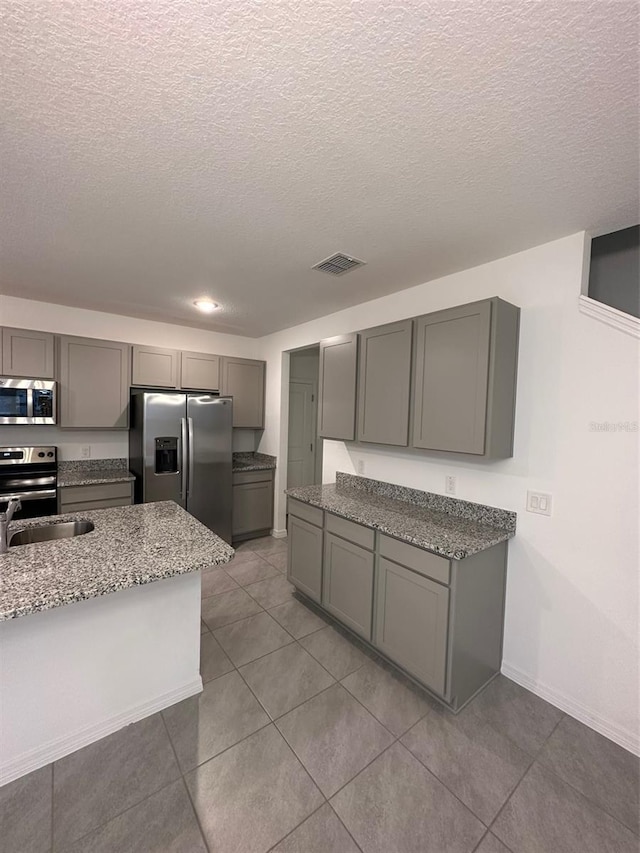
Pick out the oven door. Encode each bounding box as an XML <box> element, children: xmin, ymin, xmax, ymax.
<box><xmin>0</xmin><ymin>477</ymin><xmax>58</xmax><ymax>519</ymax></box>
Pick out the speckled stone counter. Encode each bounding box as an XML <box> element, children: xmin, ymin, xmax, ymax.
<box><xmin>57</xmin><ymin>458</ymin><xmax>135</xmax><ymax>488</ymax></box>
<box><xmin>286</xmin><ymin>472</ymin><xmax>516</xmax><ymax>560</ymax></box>
<box><xmin>1</xmin><ymin>501</ymin><xmax>234</xmax><ymax>621</ymax></box>
<box><xmin>232</xmin><ymin>452</ymin><xmax>277</xmax><ymax>473</ymax></box>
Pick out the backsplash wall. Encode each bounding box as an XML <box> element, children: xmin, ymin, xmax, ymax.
<box><xmin>0</xmin><ymin>426</ymin><xmax>259</xmax><ymax>459</ymax></box>
<box><xmin>0</xmin><ymin>426</ymin><xmax>128</xmax><ymax>460</ymax></box>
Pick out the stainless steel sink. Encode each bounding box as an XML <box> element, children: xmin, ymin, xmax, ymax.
<box><xmin>9</xmin><ymin>520</ymin><xmax>95</xmax><ymax>547</ymax></box>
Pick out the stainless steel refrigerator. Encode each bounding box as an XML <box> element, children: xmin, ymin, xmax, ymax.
<box><xmin>129</xmin><ymin>390</ymin><xmax>233</xmax><ymax>543</ymax></box>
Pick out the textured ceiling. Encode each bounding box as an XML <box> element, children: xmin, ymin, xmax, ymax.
<box><xmin>1</xmin><ymin>1</ymin><xmax>638</xmax><ymax>337</ymax></box>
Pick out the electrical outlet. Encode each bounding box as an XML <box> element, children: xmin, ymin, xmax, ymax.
<box><xmin>445</xmin><ymin>475</ymin><xmax>456</xmax><ymax>495</ymax></box>
<box><xmin>81</xmin><ymin>446</ymin><xmax>91</xmax><ymax>459</ymax></box>
<box><xmin>527</xmin><ymin>490</ymin><xmax>552</xmax><ymax>516</ymax></box>
<box><xmin>356</xmin><ymin>459</ymin><xmax>365</xmax><ymax>475</ymax></box>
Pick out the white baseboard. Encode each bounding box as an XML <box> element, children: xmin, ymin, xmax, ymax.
<box><xmin>271</xmin><ymin>528</ymin><xmax>288</xmax><ymax>539</ymax></box>
<box><xmin>501</xmin><ymin>662</ymin><xmax>639</xmax><ymax>756</ymax></box>
<box><xmin>0</xmin><ymin>677</ymin><xmax>203</xmax><ymax>787</ymax></box>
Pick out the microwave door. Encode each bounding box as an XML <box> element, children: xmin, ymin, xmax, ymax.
<box><xmin>141</xmin><ymin>392</ymin><xmax>187</xmax><ymax>507</ymax></box>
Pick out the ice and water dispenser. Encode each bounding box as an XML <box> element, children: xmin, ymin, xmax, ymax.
<box><xmin>154</xmin><ymin>437</ymin><xmax>178</xmax><ymax>474</ymax></box>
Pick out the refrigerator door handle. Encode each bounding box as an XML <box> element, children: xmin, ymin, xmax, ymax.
<box><xmin>187</xmin><ymin>417</ymin><xmax>195</xmax><ymax>500</ymax></box>
<box><xmin>180</xmin><ymin>417</ymin><xmax>188</xmax><ymax>502</ymax></box>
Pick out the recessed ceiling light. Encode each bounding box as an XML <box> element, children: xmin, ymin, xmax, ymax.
<box><xmin>193</xmin><ymin>299</ymin><xmax>220</xmax><ymax>314</ymax></box>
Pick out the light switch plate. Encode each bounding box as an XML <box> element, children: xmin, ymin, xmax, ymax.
<box><xmin>527</xmin><ymin>490</ymin><xmax>552</xmax><ymax>516</ymax></box>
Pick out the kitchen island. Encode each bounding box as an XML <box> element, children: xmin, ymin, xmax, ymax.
<box><xmin>0</xmin><ymin>501</ymin><xmax>233</xmax><ymax>785</ymax></box>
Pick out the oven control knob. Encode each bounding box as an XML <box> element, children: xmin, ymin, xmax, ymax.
<box><xmin>47</xmin><ymin>452</ymin><xmax>54</xmax><ymax>457</ymax></box>
<box><xmin>38</xmin><ymin>452</ymin><xmax>45</xmax><ymax>457</ymax></box>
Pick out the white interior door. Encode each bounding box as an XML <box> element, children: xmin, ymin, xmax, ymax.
<box><xmin>287</xmin><ymin>380</ymin><xmax>316</xmax><ymax>488</ymax></box>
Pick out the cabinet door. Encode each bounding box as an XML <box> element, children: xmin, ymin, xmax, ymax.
<box><xmin>287</xmin><ymin>514</ymin><xmax>323</xmax><ymax>603</ymax></box>
<box><xmin>412</xmin><ymin>301</ymin><xmax>491</xmax><ymax>454</ymax></box>
<box><xmin>357</xmin><ymin>319</ymin><xmax>412</xmax><ymax>446</ymax></box>
<box><xmin>180</xmin><ymin>351</ymin><xmax>220</xmax><ymax>391</ymax></box>
<box><xmin>323</xmin><ymin>532</ymin><xmax>374</xmax><ymax>640</ymax></box>
<box><xmin>1</xmin><ymin>328</ymin><xmax>55</xmax><ymax>378</ymax></box>
<box><xmin>220</xmin><ymin>357</ymin><xmax>265</xmax><ymax>428</ymax></box>
<box><xmin>318</xmin><ymin>334</ymin><xmax>358</xmax><ymax>440</ymax></box>
<box><xmin>59</xmin><ymin>336</ymin><xmax>130</xmax><ymax>428</ymax></box>
<box><xmin>132</xmin><ymin>345</ymin><xmax>179</xmax><ymax>388</ymax></box>
<box><xmin>232</xmin><ymin>481</ymin><xmax>273</xmax><ymax>536</ymax></box>
<box><xmin>375</xmin><ymin>557</ymin><xmax>449</xmax><ymax>695</ymax></box>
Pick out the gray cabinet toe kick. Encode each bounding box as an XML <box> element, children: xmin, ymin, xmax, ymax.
<box><xmin>287</xmin><ymin>498</ymin><xmax>508</xmax><ymax>712</ymax></box>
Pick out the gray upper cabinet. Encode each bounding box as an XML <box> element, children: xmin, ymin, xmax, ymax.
<box><xmin>180</xmin><ymin>351</ymin><xmax>220</xmax><ymax>391</ymax></box>
<box><xmin>1</xmin><ymin>328</ymin><xmax>55</xmax><ymax>378</ymax></box>
<box><xmin>318</xmin><ymin>333</ymin><xmax>358</xmax><ymax>440</ymax></box>
<box><xmin>131</xmin><ymin>345</ymin><xmax>179</xmax><ymax>388</ymax></box>
<box><xmin>375</xmin><ymin>556</ymin><xmax>449</xmax><ymax>695</ymax></box>
<box><xmin>59</xmin><ymin>336</ymin><xmax>130</xmax><ymax>428</ymax></box>
<box><xmin>357</xmin><ymin>319</ymin><xmax>413</xmax><ymax>446</ymax></box>
<box><xmin>412</xmin><ymin>298</ymin><xmax>519</xmax><ymax>457</ymax></box>
<box><xmin>323</xmin><ymin>531</ymin><xmax>374</xmax><ymax>640</ymax></box>
<box><xmin>220</xmin><ymin>357</ymin><xmax>265</xmax><ymax>428</ymax></box>
<box><xmin>287</xmin><ymin>513</ymin><xmax>323</xmax><ymax>603</ymax></box>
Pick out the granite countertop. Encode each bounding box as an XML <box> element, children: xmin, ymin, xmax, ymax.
<box><xmin>232</xmin><ymin>452</ymin><xmax>277</xmax><ymax>473</ymax></box>
<box><xmin>57</xmin><ymin>458</ymin><xmax>135</xmax><ymax>488</ymax></box>
<box><xmin>286</xmin><ymin>473</ymin><xmax>516</xmax><ymax>561</ymax></box>
<box><xmin>0</xmin><ymin>501</ymin><xmax>234</xmax><ymax>622</ymax></box>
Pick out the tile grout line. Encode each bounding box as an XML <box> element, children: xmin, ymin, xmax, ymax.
<box><xmin>158</xmin><ymin>712</ymin><xmax>212</xmax><ymax>853</ymax></box>
<box><xmin>263</xmin><ymin>802</ymin><xmax>329</xmax><ymax>853</ymax></box>
<box><xmin>325</xmin><ymin>800</ymin><xmax>367</xmax><ymax>853</ymax></box>
<box><xmin>53</xmin><ymin>774</ymin><xmax>184</xmax><ymax>852</ymax></box>
<box><xmin>50</xmin><ymin>760</ymin><xmax>54</xmax><ymax>853</ymax></box>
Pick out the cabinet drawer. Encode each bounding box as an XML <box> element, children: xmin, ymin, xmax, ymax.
<box><xmin>60</xmin><ymin>496</ymin><xmax>133</xmax><ymax>512</ymax></box>
<box><xmin>379</xmin><ymin>534</ymin><xmax>450</xmax><ymax>585</ymax></box>
<box><xmin>325</xmin><ymin>513</ymin><xmax>374</xmax><ymax>551</ymax></box>
<box><xmin>233</xmin><ymin>469</ymin><xmax>273</xmax><ymax>486</ymax></box>
<box><xmin>60</xmin><ymin>482</ymin><xmax>133</xmax><ymax>505</ymax></box>
<box><xmin>288</xmin><ymin>498</ymin><xmax>323</xmax><ymax>528</ymax></box>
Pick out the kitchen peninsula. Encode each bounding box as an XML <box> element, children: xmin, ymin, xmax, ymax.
<box><xmin>0</xmin><ymin>501</ymin><xmax>233</xmax><ymax>786</ymax></box>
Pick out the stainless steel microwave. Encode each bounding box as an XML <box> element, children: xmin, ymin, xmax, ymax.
<box><xmin>0</xmin><ymin>378</ymin><xmax>57</xmax><ymax>424</ymax></box>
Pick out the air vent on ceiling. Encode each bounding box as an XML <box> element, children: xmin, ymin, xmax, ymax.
<box><xmin>312</xmin><ymin>253</ymin><xmax>366</xmax><ymax>276</ymax></box>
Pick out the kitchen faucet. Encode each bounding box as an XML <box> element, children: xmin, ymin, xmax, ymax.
<box><xmin>0</xmin><ymin>499</ymin><xmax>22</xmax><ymax>553</ymax></box>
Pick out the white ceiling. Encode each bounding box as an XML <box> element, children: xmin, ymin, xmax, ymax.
<box><xmin>1</xmin><ymin>1</ymin><xmax>638</xmax><ymax>337</ymax></box>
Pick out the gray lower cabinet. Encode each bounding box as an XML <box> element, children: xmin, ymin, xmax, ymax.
<box><xmin>180</xmin><ymin>351</ymin><xmax>220</xmax><ymax>391</ymax></box>
<box><xmin>232</xmin><ymin>470</ymin><xmax>274</xmax><ymax>540</ymax></box>
<box><xmin>323</xmin><ymin>532</ymin><xmax>374</xmax><ymax>640</ymax></box>
<box><xmin>1</xmin><ymin>327</ymin><xmax>56</xmax><ymax>378</ymax></box>
<box><xmin>357</xmin><ymin>319</ymin><xmax>413</xmax><ymax>446</ymax></box>
<box><xmin>220</xmin><ymin>357</ymin><xmax>266</xmax><ymax>428</ymax></box>
<box><xmin>58</xmin><ymin>481</ymin><xmax>133</xmax><ymax>513</ymax></box>
<box><xmin>58</xmin><ymin>336</ymin><xmax>131</xmax><ymax>428</ymax></box>
<box><xmin>412</xmin><ymin>298</ymin><xmax>519</xmax><ymax>457</ymax></box>
<box><xmin>375</xmin><ymin>557</ymin><xmax>449</xmax><ymax>695</ymax></box>
<box><xmin>132</xmin><ymin>345</ymin><xmax>179</xmax><ymax>388</ymax></box>
<box><xmin>287</xmin><ymin>512</ymin><xmax>323</xmax><ymax>603</ymax></box>
<box><xmin>318</xmin><ymin>333</ymin><xmax>358</xmax><ymax>440</ymax></box>
<box><xmin>287</xmin><ymin>500</ymin><xmax>508</xmax><ymax>710</ymax></box>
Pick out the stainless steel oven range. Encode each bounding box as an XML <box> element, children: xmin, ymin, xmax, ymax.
<box><xmin>0</xmin><ymin>446</ymin><xmax>58</xmax><ymax>519</ymax></box>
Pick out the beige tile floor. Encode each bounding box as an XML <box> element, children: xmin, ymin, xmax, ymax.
<box><xmin>2</xmin><ymin>535</ymin><xmax>638</xmax><ymax>852</ymax></box>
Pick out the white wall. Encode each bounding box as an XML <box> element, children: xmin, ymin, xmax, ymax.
<box><xmin>0</xmin><ymin>296</ymin><xmax>260</xmax><ymax>459</ymax></box>
<box><xmin>256</xmin><ymin>232</ymin><xmax>640</xmax><ymax>754</ymax></box>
